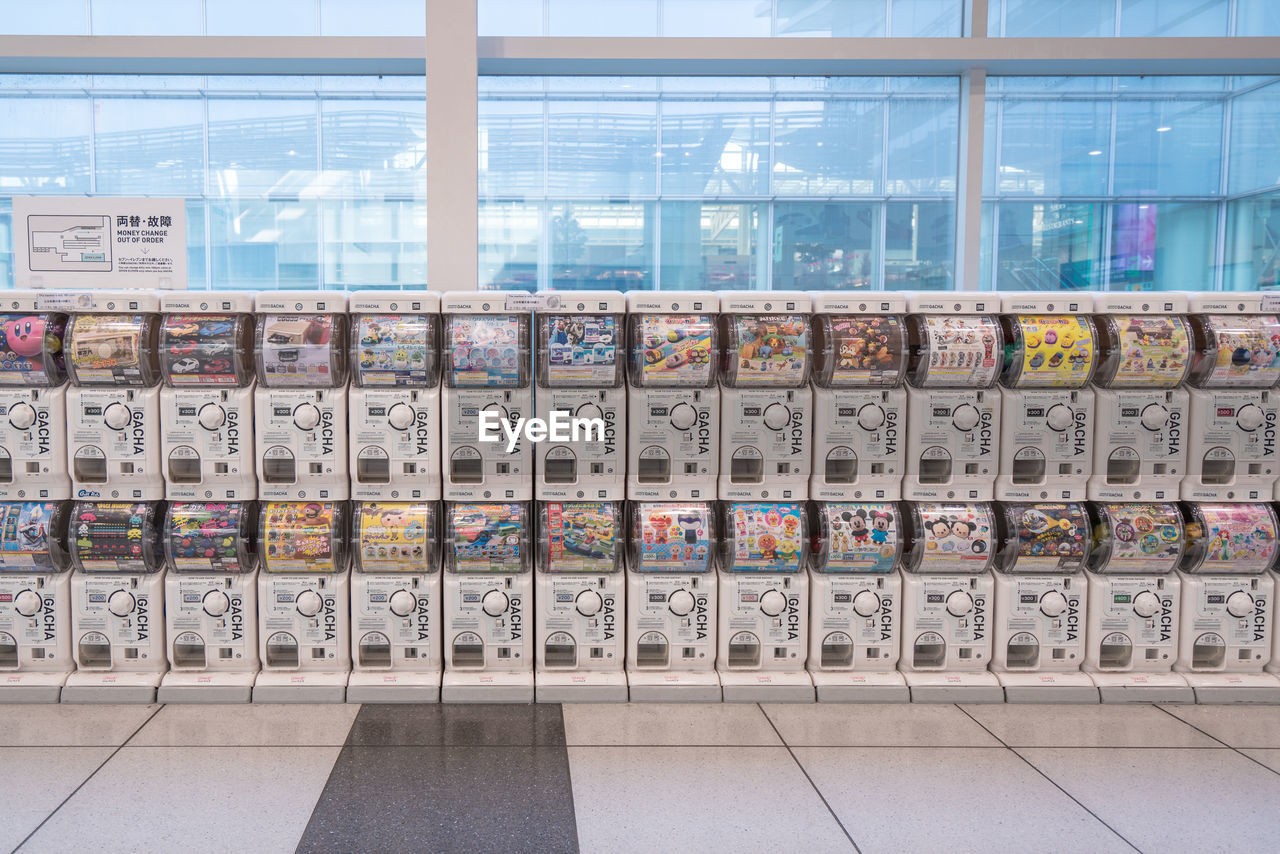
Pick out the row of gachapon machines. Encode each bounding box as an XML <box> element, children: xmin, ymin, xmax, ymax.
<box><xmin>4</xmin><ymin>497</ymin><xmax>1278</xmax><ymax>705</ymax></box>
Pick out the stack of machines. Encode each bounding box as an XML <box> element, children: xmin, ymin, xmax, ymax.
<box><xmin>807</xmin><ymin>501</ymin><xmax>907</xmax><ymax>701</ymax></box>
<box><xmin>12</xmin><ymin>286</ymin><xmax>1280</xmax><ymax>705</ymax></box>
<box><xmin>442</xmin><ymin>502</ymin><xmax>532</xmax><ymax>702</ymax></box>
<box><xmin>64</xmin><ymin>501</ymin><xmax>167</xmax><ymax>702</ymax></box>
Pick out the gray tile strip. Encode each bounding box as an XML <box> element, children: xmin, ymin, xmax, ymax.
<box><xmin>296</xmin><ymin>705</ymin><xmax>577</xmax><ymax>854</ymax></box>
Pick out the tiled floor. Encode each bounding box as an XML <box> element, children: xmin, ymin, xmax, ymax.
<box><xmin>2</xmin><ymin>703</ymin><xmax>1280</xmax><ymax>853</ymax></box>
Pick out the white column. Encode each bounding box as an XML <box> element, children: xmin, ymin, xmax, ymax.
<box><xmin>954</xmin><ymin>68</ymin><xmax>987</xmax><ymax>291</ymax></box>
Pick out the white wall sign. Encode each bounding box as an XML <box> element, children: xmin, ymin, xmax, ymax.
<box><xmin>13</xmin><ymin>196</ymin><xmax>188</xmax><ymax>290</ymax></box>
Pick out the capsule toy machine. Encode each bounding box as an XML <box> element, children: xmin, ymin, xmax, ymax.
<box><xmin>535</xmin><ymin>501</ymin><xmax>626</xmax><ymax>702</ymax></box>
<box><xmin>64</xmin><ymin>501</ymin><xmax>167</xmax><ymax>703</ymax></box>
<box><xmin>807</xmin><ymin>502</ymin><xmax>907</xmax><ymax>702</ymax></box>
<box><xmin>625</xmin><ymin>501</ymin><xmax>720</xmax><ymax>701</ymax></box>
<box><xmin>997</xmin><ymin>294</ymin><xmax>1098</xmax><ymax>501</ymax></box>
<box><xmin>535</xmin><ymin>292</ymin><xmax>626</xmax><ymax>500</ymax></box>
<box><xmin>253</xmin><ymin>501</ymin><xmax>350</xmax><ymax>703</ymax></box>
<box><xmin>159</xmin><ymin>502</ymin><xmax>259</xmax><ymax>703</ymax></box>
<box><xmin>0</xmin><ymin>291</ymin><xmax>69</xmax><ymax>500</ymax></box>
<box><xmin>718</xmin><ymin>293</ymin><xmax>811</xmax><ymax>501</ymax></box>
<box><xmin>810</xmin><ymin>293</ymin><xmax>907</xmax><ymax>501</ymax></box>
<box><xmin>1177</xmin><ymin>503</ymin><xmax>1279</xmax><ymax>703</ymax></box>
<box><xmin>991</xmin><ymin>502</ymin><xmax>1096</xmax><ymax>703</ymax></box>
<box><xmin>1183</xmin><ymin>294</ymin><xmax>1280</xmax><ymax>501</ymax></box>
<box><xmin>626</xmin><ymin>292</ymin><xmax>719</xmax><ymax>501</ymax></box>
<box><xmin>1088</xmin><ymin>294</ymin><xmax>1191</xmax><ymax>501</ymax></box>
<box><xmin>159</xmin><ymin>292</ymin><xmax>256</xmax><ymax>501</ymax></box>
<box><xmin>899</xmin><ymin>502</ymin><xmax>1003</xmax><ymax>702</ymax></box>
<box><xmin>442</xmin><ymin>502</ymin><xmax>532</xmax><ymax>702</ymax></box>
<box><xmin>441</xmin><ymin>294</ymin><xmax>532</xmax><ymax>501</ymax></box>
<box><xmin>902</xmin><ymin>294</ymin><xmax>1003</xmax><ymax>501</ymax></box>
<box><xmin>348</xmin><ymin>292</ymin><xmax>441</xmax><ymax>502</ymax></box>
<box><xmin>62</xmin><ymin>291</ymin><xmax>164</xmax><ymax>500</ymax></box>
<box><xmin>253</xmin><ymin>292</ymin><xmax>349</xmax><ymax>501</ymax></box>
<box><xmin>717</xmin><ymin>501</ymin><xmax>812</xmax><ymax>701</ymax></box>
<box><xmin>348</xmin><ymin>501</ymin><xmax>441</xmax><ymax>703</ymax></box>
<box><xmin>0</xmin><ymin>501</ymin><xmax>73</xmax><ymax>701</ymax></box>
<box><xmin>1083</xmin><ymin>502</ymin><xmax>1191</xmax><ymax>703</ymax></box>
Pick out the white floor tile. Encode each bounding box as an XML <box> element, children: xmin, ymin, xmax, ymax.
<box><xmin>0</xmin><ymin>704</ymin><xmax>159</xmax><ymax>747</ymax></box>
<box><xmin>1238</xmin><ymin>749</ymin><xmax>1280</xmax><ymax>775</ymax></box>
<box><xmin>762</xmin><ymin>702</ymin><xmax>1000</xmax><ymax>746</ymax></box>
<box><xmin>0</xmin><ymin>747</ymin><xmax>115</xmax><ymax>852</ymax></box>
<box><xmin>1159</xmin><ymin>704</ymin><xmax>1280</xmax><ymax>748</ymax></box>
<box><xmin>19</xmin><ymin>745</ymin><xmax>342</xmax><ymax>854</ymax></box>
<box><xmin>569</xmin><ymin>746</ymin><xmax>853</xmax><ymax>851</ymax></box>
<box><xmin>130</xmin><ymin>703</ymin><xmax>360</xmax><ymax>747</ymax></box>
<box><xmin>562</xmin><ymin>702</ymin><xmax>782</xmax><ymax>746</ymax></box>
<box><xmin>960</xmin><ymin>703</ymin><xmax>1219</xmax><ymax>748</ymax></box>
<box><xmin>1020</xmin><ymin>747</ymin><xmax>1280</xmax><ymax>852</ymax></box>
<box><xmin>794</xmin><ymin>746</ymin><xmax>1133</xmax><ymax>854</ymax></box>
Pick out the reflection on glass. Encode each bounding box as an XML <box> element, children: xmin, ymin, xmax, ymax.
<box><xmin>0</xmin><ymin>97</ymin><xmax>92</xmax><ymax>192</ymax></box>
<box><xmin>480</xmin><ymin>200</ymin><xmax>540</xmax><ymax>291</ymax></box>
<box><xmin>0</xmin><ymin>0</ymin><xmax>87</xmax><ymax>34</ymax></box>
<box><xmin>660</xmin><ymin>202</ymin><xmax>762</xmax><ymax>290</ymax></box>
<box><xmin>323</xmin><ymin>200</ymin><xmax>426</xmax><ymax>289</ymax></box>
<box><xmin>989</xmin><ymin>0</ymin><xmax>1237</xmax><ymax>37</ymax></box>
<box><xmin>208</xmin><ymin>200</ymin><xmax>319</xmax><ymax>290</ymax></box>
<box><xmin>992</xmin><ymin>202</ymin><xmax>1101</xmax><ymax>291</ymax></box>
<box><xmin>0</xmin><ymin>198</ymin><xmax>12</xmax><ymax>288</ymax></box>
<box><xmin>548</xmin><ymin>202</ymin><xmax>653</xmax><ymax>290</ymax></box>
<box><xmin>661</xmin><ymin>100</ymin><xmax>770</xmax><ymax>196</ymax></box>
<box><xmin>773</xmin><ymin>99</ymin><xmax>883</xmax><ymax>195</ymax></box>
<box><xmin>1109</xmin><ymin>202</ymin><xmax>1216</xmax><ymax>291</ymax></box>
<box><xmin>1229</xmin><ymin>80</ymin><xmax>1280</xmax><ymax>196</ymax></box>
<box><xmin>93</xmin><ymin>97</ymin><xmax>204</xmax><ymax>196</ymax></box>
<box><xmin>885</xmin><ymin>202</ymin><xmax>954</xmax><ymax>290</ymax></box>
<box><xmin>91</xmin><ymin>0</ymin><xmax>201</xmax><ymax>35</ymax></box>
<box><xmin>773</xmin><ymin>202</ymin><xmax>878</xmax><ymax>291</ymax></box>
<box><xmin>1113</xmin><ymin>99</ymin><xmax>1223</xmax><ymax>197</ymax></box>
<box><xmin>321</xmin><ymin>99</ymin><xmax>426</xmax><ymax>197</ymax></box>
<box><xmin>479</xmin><ymin>100</ymin><xmax>546</xmax><ymax>198</ymax></box>
<box><xmin>1225</xmin><ymin>192</ymin><xmax>1280</xmax><ymax>292</ymax></box>
<box><xmin>547</xmin><ymin>100</ymin><xmax>657</xmax><ymax>196</ymax></box>
<box><xmin>994</xmin><ymin>99</ymin><xmax>1111</xmax><ymax>197</ymax></box>
<box><xmin>207</xmin><ymin>99</ymin><xmax>318</xmax><ymax>197</ymax></box>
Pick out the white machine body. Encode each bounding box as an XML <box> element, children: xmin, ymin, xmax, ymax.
<box><xmin>626</xmin><ymin>292</ymin><xmax>720</xmax><ymax>501</ymax></box>
<box><xmin>536</xmin><ymin>571</ymin><xmax>624</xmax><ymax>673</ymax></box>
<box><xmin>258</xmin><ymin>571</ymin><xmax>350</xmax><ymax>673</ymax></box>
<box><xmin>1089</xmin><ymin>294</ymin><xmax>1191</xmax><ymax>502</ymax></box>
<box><xmin>1183</xmin><ymin>294</ymin><xmax>1280</xmax><ymax>501</ymax></box>
<box><xmin>444</xmin><ymin>572</ymin><xmax>531</xmax><ymax>672</ymax></box>
<box><xmin>442</xmin><ymin>293</ymin><xmax>533</xmax><ymax>501</ymax></box>
<box><xmin>810</xmin><ymin>294</ymin><xmax>907</xmax><ymax>501</ymax></box>
<box><xmin>254</xmin><ymin>292</ymin><xmax>349</xmax><ymax>501</ymax></box>
<box><xmin>1177</xmin><ymin>572</ymin><xmax>1273</xmax><ymax>672</ymax></box>
<box><xmin>165</xmin><ymin>571</ymin><xmax>258</xmax><ymax>673</ymax></box>
<box><xmin>1085</xmin><ymin>572</ymin><xmax>1180</xmax><ymax>673</ymax></box>
<box><xmin>349</xmin><ymin>292</ymin><xmax>441</xmax><ymax>502</ymax></box>
<box><xmin>0</xmin><ymin>501</ymin><xmax>73</xmax><ymax>698</ymax></box>
<box><xmin>71</xmin><ymin>569</ymin><xmax>166</xmax><ymax>673</ymax></box>
<box><xmin>997</xmin><ymin>294</ymin><xmax>1098</xmax><ymax>502</ymax></box>
<box><xmin>0</xmin><ymin>291</ymin><xmax>69</xmax><ymax>500</ymax></box>
<box><xmin>902</xmin><ymin>294</ymin><xmax>1002</xmax><ymax>501</ymax></box>
<box><xmin>809</xmin><ymin>571</ymin><xmax>901</xmax><ymax>671</ymax></box>
<box><xmin>351</xmin><ymin>571</ymin><xmax>441</xmax><ymax>675</ymax></box>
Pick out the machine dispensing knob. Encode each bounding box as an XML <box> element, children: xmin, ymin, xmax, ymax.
<box><xmin>575</xmin><ymin>590</ymin><xmax>604</xmax><ymax>617</ymax></box>
<box><xmin>107</xmin><ymin>590</ymin><xmax>136</xmax><ymax>617</ymax></box>
<box><xmin>1039</xmin><ymin>590</ymin><xmax>1069</xmax><ymax>617</ymax></box>
<box><xmin>856</xmin><ymin>404</ymin><xmax>886</xmax><ymax>431</ymax></box>
<box><xmin>7</xmin><ymin>402</ymin><xmax>36</xmax><ymax>430</ymax></box>
<box><xmin>1236</xmin><ymin>404</ymin><xmax>1265</xmax><ymax>432</ymax></box>
<box><xmin>293</xmin><ymin>404</ymin><xmax>322</xmax><ymax>430</ymax></box>
<box><xmin>1132</xmin><ymin>590</ymin><xmax>1161</xmax><ymax>618</ymax></box>
<box><xmin>951</xmin><ymin>404</ymin><xmax>980</xmax><ymax>432</ymax></box>
<box><xmin>852</xmin><ymin>590</ymin><xmax>881</xmax><ymax>617</ymax></box>
<box><xmin>945</xmin><ymin>590</ymin><xmax>974</xmax><ymax>617</ymax></box>
<box><xmin>1139</xmin><ymin>404</ymin><xmax>1169</xmax><ymax>431</ymax></box>
<box><xmin>1226</xmin><ymin>591</ymin><xmax>1255</xmax><ymax>618</ymax></box>
<box><xmin>202</xmin><ymin>590</ymin><xmax>230</xmax><ymax>617</ymax></box>
<box><xmin>759</xmin><ymin>589</ymin><xmax>788</xmax><ymax>617</ymax></box>
<box><xmin>198</xmin><ymin>404</ymin><xmax>227</xmax><ymax>431</ymax></box>
<box><xmin>1045</xmin><ymin>404</ymin><xmax>1074</xmax><ymax>432</ymax></box>
<box><xmin>389</xmin><ymin>590</ymin><xmax>418</xmax><ymax>617</ymax></box>
<box><xmin>576</xmin><ymin>403</ymin><xmax>604</xmax><ymax>422</ymax></box>
<box><xmin>387</xmin><ymin>403</ymin><xmax>416</xmax><ymax>431</ymax></box>
<box><xmin>762</xmin><ymin>403</ymin><xmax>792</xmax><ymax>431</ymax></box>
<box><xmin>668</xmin><ymin>589</ymin><xmax>696</xmax><ymax>616</ymax></box>
<box><xmin>295</xmin><ymin>590</ymin><xmax>324</xmax><ymax>617</ymax></box>
<box><xmin>481</xmin><ymin>590</ymin><xmax>510</xmax><ymax>617</ymax></box>
<box><xmin>102</xmin><ymin>402</ymin><xmax>132</xmax><ymax>431</ymax></box>
<box><xmin>669</xmin><ymin>403</ymin><xmax>698</xmax><ymax>431</ymax></box>
<box><xmin>13</xmin><ymin>589</ymin><xmax>42</xmax><ymax>617</ymax></box>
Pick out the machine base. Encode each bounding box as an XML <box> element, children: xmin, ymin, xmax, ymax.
<box><xmin>1089</xmin><ymin>671</ymin><xmax>1194</xmax><ymax>704</ymax></box>
<box><xmin>158</xmin><ymin>671</ymin><xmax>256</xmax><ymax>704</ymax></box>
<box><xmin>626</xmin><ymin>669</ymin><xmax>722</xmax><ymax>702</ymax></box>
<box><xmin>904</xmin><ymin>671</ymin><xmax>1004</xmax><ymax>703</ymax></box>
<box><xmin>61</xmin><ymin>671</ymin><xmax>163</xmax><ymax>704</ymax></box>
<box><xmin>0</xmin><ymin>671</ymin><xmax>70</xmax><ymax>703</ymax></box>
<box><xmin>441</xmin><ymin>670</ymin><xmax>534</xmax><ymax>704</ymax></box>
<box><xmin>996</xmin><ymin>671</ymin><xmax>1099</xmax><ymax>704</ymax></box>
<box><xmin>809</xmin><ymin>670</ymin><xmax>910</xmax><ymax>703</ymax></box>
<box><xmin>346</xmin><ymin>671</ymin><xmax>441</xmax><ymax>704</ymax></box>
<box><xmin>718</xmin><ymin>669</ymin><xmax>814</xmax><ymax>703</ymax></box>
<box><xmin>1181</xmin><ymin>672</ymin><xmax>1280</xmax><ymax>705</ymax></box>
<box><xmin>252</xmin><ymin>671</ymin><xmax>348</xmax><ymax>704</ymax></box>
<box><xmin>535</xmin><ymin>669</ymin><xmax>629</xmax><ymax>703</ymax></box>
